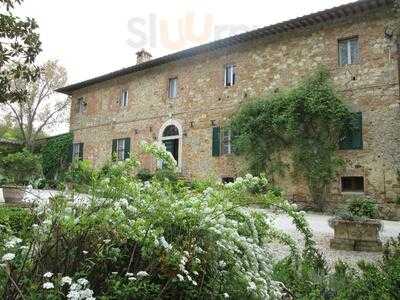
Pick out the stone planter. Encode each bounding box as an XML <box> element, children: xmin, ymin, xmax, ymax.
<box><xmin>1</xmin><ymin>186</ymin><xmax>26</xmax><ymax>203</ymax></box>
<box><xmin>329</xmin><ymin>219</ymin><xmax>382</xmax><ymax>252</ymax></box>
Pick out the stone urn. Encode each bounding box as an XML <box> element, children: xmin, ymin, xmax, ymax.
<box><xmin>1</xmin><ymin>186</ymin><xmax>26</xmax><ymax>203</ymax></box>
<box><xmin>329</xmin><ymin>219</ymin><xmax>382</xmax><ymax>252</ymax></box>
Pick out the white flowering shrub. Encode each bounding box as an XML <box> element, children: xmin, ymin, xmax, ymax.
<box><xmin>0</xmin><ymin>142</ymin><xmax>315</xmax><ymax>299</ymax></box>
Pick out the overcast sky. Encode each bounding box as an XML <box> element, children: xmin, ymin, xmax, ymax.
<box><xmin>14</xmin><ymin>0</ymin><xmax>354</xmax><ymax>134</ymax></box>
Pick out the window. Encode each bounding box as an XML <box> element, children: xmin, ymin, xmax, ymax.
<box><xmin>212</xmin><ymin>127</ymin><xmax>235</xmax><ymax>157</ymax></box>
<box><xmin>338</xmin><ymin>37</ymin><xmax>359</xmax><ymax>66</ymax></box>
<box><xmin>339</xmin><ymin>112</ymin><xmax>363</xmax><ymax>150</ymax></box>
<box><xmin>76</xmin><ymin>97</ymin><xmax>87</xmax><ymax>113</ymax></box>
<box><xmin>121</xmin><ymin>90</ymin><xmax>128</xmax><ymax>107</ymax></box>
<box><xmin>221</xmin><ymin>129</ymin><xmax>232</xmax><ymax>155</ymax></box>
<box><xmin>222</xmin><ymin>177</ymin><xmax>235</xmax><ymax>184</ymax></box>
<box><xmin>112</xmin><ymin>138</ymin><xmax>131</xmax><ymax>161</ymax></box>
<box><xmin>224</xmin><ymin>64</ymin><xmax>236</xmax><ymax>87</ymax></box>
<box><xmin>168</xmin><ymin>78</ymin><xmax>178</xmax><ymax>99</ymax></box>
<box><xmin>72</xmin><ymin>143</ymin><xmax>84</xmax><ymax>160</ymax></box>
<box><xmin>341</xmin><ymin>176</ymin><xmax>364</xmax><ymax>193</ymax></box>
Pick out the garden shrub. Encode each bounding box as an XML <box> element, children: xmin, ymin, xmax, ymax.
<box><xmin>0</xmin><ymin>207</ymin><xmax>34</xmax><ymax>239</ymax></box>
<box><xmin>273</xmin><ymin>235</ymin><xmax>400</xmax><ymax>300</ymax></box>
<box><xmin>41</xmin><ymin>133</ymin><xmax>73</xmax><ymax>183</ymax></box>
<box><xmin>345</xmin><ymin>196</ymin><xmax>378</xmax><ymax>219</ymax></box>
<box><xmin>0</xmin><ymin>142</ymin><xmax>314</xmax><ymax>299</ymax></box>
<box><xmin>330</xmin><ymin>196</ymin><xmax>379</xmax><ymax>222</ymax></box>
<box><xmin>0</xmin><ymin>149</ymin><xmax>42</xmax><ymax>185</ymax></box>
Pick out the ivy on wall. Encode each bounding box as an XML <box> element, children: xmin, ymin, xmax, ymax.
<box><xmin>230</xmin><ymin>67</ymin><xmax>353</xmax><ymax>210</ymax></box>
<box><xmin>41</xmin><ymin>132</ymin><xmax>73</xmax><ymax>181</ymax></box>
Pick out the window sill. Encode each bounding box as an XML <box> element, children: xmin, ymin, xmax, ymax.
<box><xmin>338</xmin><ymin>148</ymin><xmax>363</xmax><ymax>151</ymax></box>
<box><xmin>337</xmin><ymin>62</ymin><xmax>361</xmax><ymax>68</ymax></box>
<box><xmin>341</xmin><ymin>191</ymin><xmax>365</xmax><ymax>195</ymax></box>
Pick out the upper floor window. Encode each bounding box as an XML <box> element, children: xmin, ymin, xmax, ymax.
<box><xmin>224</xmin><ymin>64</ymin><xmax>236</xmax><ymax>87</ymax></box>
<box><xmin>76</xmin><ymin>97</ymin><xmax>87</xmax><ymax>113</ymax></box>
<box><xmin>168</xmin><ymin>78</ymin><xmax>178</xmax><ymax>99</ymax></box>
<box><xmin>72</xmin><ymin>143</ymin><xmax>84</xmax><ymax>160</ymax></box>
<box><xmin>121</xmin><ymin>90</ymin><xmax>128</xmax><ymax>107</ymax></box>
<box><xmin>338</xmin><ymin>37</ymin><xmax>359</xmax><ymax>66</ymax></box>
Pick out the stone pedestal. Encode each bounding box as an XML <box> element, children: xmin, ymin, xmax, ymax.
<box><xmin>330</xmin><ymin>219</ymin><xmax>382</xmax><ymax>252</ymax></box>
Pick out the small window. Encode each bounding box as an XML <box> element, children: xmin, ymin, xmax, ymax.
<box><xmin>222</xmin><ymin>177</ymin><xmax>235</xmax><ymax>184</ymax></box>
<box><xmin>221</xmin><ymin>129</ymin><xmax>232</xmax><ymax>155</ymax></box>
<box><xmin>338</xmin><ymin>37</ymin><xmax>359</xmax><ymax>66</ymax></box>
<box><xmin>76</xmin><ymin>97</ymin><xmax>87</xmax><ymax>113</ymax></box>
<box><xmin>224</xmin><ymin>64</ymin><xmax>236</xmax><ymax>87</ymax></box>
<box><xmin>121</xmin><ymin>90</ymin><xmax>128</xmax><ymax>107</ymax></box>
<box><xmin>341</xmin><ymin>176</ymin><xmax>364</xmax><ymax>193</ymax></box>
<box><xmin>72</xmin><ymin>143</ymin><xmax>83</xmax><ymax>160</ymax></box>
<box><xmin>168</xmin><ymin>78</ymin><xmax>178</xmax><ymax>99</ymax></box>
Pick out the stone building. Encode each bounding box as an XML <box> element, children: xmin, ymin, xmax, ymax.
<box><xmin>58</xmin><ymin>0</ymin><xmax>400</xmax><ymax>214</ymax></box>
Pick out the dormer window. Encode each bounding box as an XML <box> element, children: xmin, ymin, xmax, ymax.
<box><xmin>224</xmin><ymin>64</ymin><xmax>236</xmax><ymax>87</ymax></box>
<box><xmin>76</xmin><ymin>97</ymin><xmax>87</xmax><ymax>113</ymax></box>
<box><xmin>121</xmin><ymin>90</ymin><xmax>129</xmax><ymax>107</ymax></box>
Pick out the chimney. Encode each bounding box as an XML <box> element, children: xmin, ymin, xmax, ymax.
<box><xmin>136</xmin><ymin>49</ymin><xmax>152</xmax><ymax>64</ymax></box>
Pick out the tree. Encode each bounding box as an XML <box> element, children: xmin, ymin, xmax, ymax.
<box><xmin>0</xmin><ymin>0</ymin><xmax>42</xmax><ymax>103</ymax></box>
<box><xmin>2</xmin><ymin>60</ymin><xmax>68</xmax><ymax>150</ymax></box>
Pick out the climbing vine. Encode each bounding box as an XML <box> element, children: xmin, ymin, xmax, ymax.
<box><xmin>230</xmin><ymin>67</ymin><xmax>353</xmax><ymax>210</ymax></box>
<box><xmin>41</xmin><ymin>132</ymin><xmax>73</xmax><ymax>181</ymax></box>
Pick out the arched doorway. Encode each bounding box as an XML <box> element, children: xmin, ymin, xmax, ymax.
<box><xmin>159</xmin><ymin>120</ymin><xmax>183</xmax><ymax>169</ymax></box>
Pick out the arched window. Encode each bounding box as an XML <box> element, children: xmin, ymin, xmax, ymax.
<box><xmin>162</xmin><ymin>125</ymin><xmax>179</xmax><ymax>137</ymax></box>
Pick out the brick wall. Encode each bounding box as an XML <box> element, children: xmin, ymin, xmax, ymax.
<box><xmin>69</xmin><ymin>8</ymin><xmax>400</xmax><ymax>211</ymax></box>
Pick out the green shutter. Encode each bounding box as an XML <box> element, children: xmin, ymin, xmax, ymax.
<box><xmin>112</xmin><ymin>139</ymin><xmax>117</xmax><ymax>160</ymax></box>
<box><xmin>79</xmin><ymin>143</ymin><xmax>84</xmax><ymax>160</ymax></box>
<box><xmin>124</xmin><ymin>138</ymin><xmax>131</xmax><ymax>159</ymax></box>
<box><xmin>212</xmin><ymin>127</ymin><xmax>220</xmax><ymax>157</ymax></box>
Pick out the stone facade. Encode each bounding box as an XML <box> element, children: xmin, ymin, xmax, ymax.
<box><xmin>65</xmin><ymin>5</ymin><xmax>400</xmax><ymax>212</ymax></box>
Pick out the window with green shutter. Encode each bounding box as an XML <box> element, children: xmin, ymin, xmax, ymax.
<box><xmin>112</xmin><ymin>138</ymin><xmax>131</xmax><ymax>160</ymax></box>
<box><xmin>339</xmin><ymin>112</ymin><xmax>363</xmax><ymax>150</ymax></box>
<box><xmin>212</xmin><ymin>127</ymin><xmax>220</xmax><ymax>157</ymax></box>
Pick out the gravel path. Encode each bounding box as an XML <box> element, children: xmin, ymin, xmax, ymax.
<box><xmin>268</xmin><ymin>212</ymin><xmax>400</xmax><ymax>266</ymax></box>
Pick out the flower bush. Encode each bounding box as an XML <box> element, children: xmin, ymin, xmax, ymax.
<box><xmin>0</xmin><ymin>142</ymin><xmax>314</xmax><ymax>299</ymax></box>
<box><xmin>0</xmin><ymin>149</ymin><xmax>42</xmax><ymax>185</ymax></box>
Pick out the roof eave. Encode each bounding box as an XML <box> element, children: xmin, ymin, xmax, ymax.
<box><xmin>56</xmin><ymin>0</ymin><xmax>393</xmax><ymax>95</ymax></box>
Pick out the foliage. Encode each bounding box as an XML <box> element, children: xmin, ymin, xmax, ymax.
<box><xmin>274</xmin><ymin>235</ymin><xmax>400</xmax><ymax>300</ymax></box>
<box><xmin>230</xmin><ymin>67</ymin><xmax>352</xmax><ymax>210</ymax></box>
<box><xmin>0</xmin><ymin>142</ymin><xmax>316</xmax><ymax>299</ymax></box>
<box><xmin>329</xmin><ymin>197</ymin><xmax>379</xmax><ymax>223</ymax></box>
<box><xmin>0</xmin><ymin>207</ymin><xmax>34</xmax><ymax>239</ymax></box>
<box><xmin>0</xmin><ymin>0</ymin><xmax>41</xmax><ymax>104</ymax></box>
<box><xmin>344</xmin><ymin>196</ymin><xmax>378</xmax><ymax>219</ymax></box>
<box><xmin>0</xmin><ymin>149</ymin><xmax>42</xmax><ymax>185</ymax></box>
<box><xmin>41</xmin><ymin>133</ymin><xmax>73</xmax><ymax>183</ymax></box>
<box><xmin>2</xmin><ymin>60</ymin><xmax>69</xmax><ymax>149</ymax></box>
